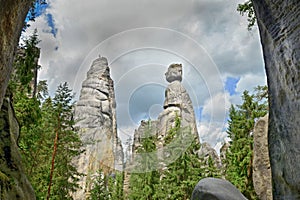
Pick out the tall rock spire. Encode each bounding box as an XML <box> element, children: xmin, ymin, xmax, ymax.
<box><xmin>130</xmin><ymin>63</ymin><xmax>199</xmax><ymax>168</ymax></box>
<box><xmin>72</xmin><ymin>56</ymin><xmax>123</xmax><ymax>199</ymax></box>
<box><xmin>158</xmin><ymin>63</ymin><xmax>198</xmax><ymax>142</ymax></box>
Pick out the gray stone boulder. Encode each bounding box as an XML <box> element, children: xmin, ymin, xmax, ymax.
<box><xmin>191</xmin><ymin>178</ymin><xmax>247</xmax><ymax>200</ymax></box>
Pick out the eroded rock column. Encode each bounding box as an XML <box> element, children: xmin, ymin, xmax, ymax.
<box><xmin>253</xmin><ymin>114</ymin><xmax>272</xmax><ymax>200</ymax></box>
<box><xmin>73</xmin><ymin>56</ymin><xmax>123</xmax><ymax>199</ymax></box>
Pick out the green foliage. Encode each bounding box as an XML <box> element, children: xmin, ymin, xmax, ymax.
<box><xmin>129</xmin><ymin>121</ymin><xmax>160</xmax><ymax>200</ymax></box>
<box><xmin>155</xmin><ymin>138</ymin><xmax>203</xmax><ymax>200</ymax></box>
<box><xmin>237</xmin><ymin>0</ymin><xmax>256</xmax><ymax>30</ymax></box>
<box><xmin>46</xmin><ymin>82</ymin><xmax>83</xmax><ymax>199</ymax></box>
<box><xmin>164</xmin><ymin>114</ymin><xmax>181</xmax><ymax>145</ymax></box>
<box><xmin>89</xmin><ymin>169</ymin><xmax>124</xmax><ymax>200</ymax></box>
<box><xmin>128</xmin><ymin>116</ymin><xmax>221</xmax><ymax>200</ymax></box>
<box><xmin>224</xmin><ymin>86</ymin><xmax>268</xmax><ymax>200</ymax></box>
<box><xmin>15</xmin><ymin>82</ymin><xmax>83</xmax><ymax>199</ymax></box>
<box><xmin>10</xmin><ymin>29</ymin><xmax>40</xmax><ymax>96</ymax></box>
<box><xmin>9</xmin><ymin>30</ymin><xmax>83</xmax><ymax>199</ymax></box>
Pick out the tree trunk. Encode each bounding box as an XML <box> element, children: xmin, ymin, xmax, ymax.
<box><xmin>252</xmin><ymin>1</ymin><xmax>300</xmax><ymax>199</ymax></box>
<box><xmin>47</xmin><ymin>120</ymin><xmax>60</xmax><ymax>200</ymax></box>
<box><xmin>0</xmin><ymin>0</ymin><xmax>32</xmax><ymax>109</ymax></box>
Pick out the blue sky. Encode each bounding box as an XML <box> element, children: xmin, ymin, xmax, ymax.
<box><xmin>225</xmin><ymin>77</ymin><xmax>240</xmax><ymax>96</ymax></box>
<box><xmin>26</xmin><ymin>1</ymin><xmax>57</xmax><ymax>37</ymax></box>
<box><xmin>24</xmin><ymin>0</ymin><xmax>267</xmax><ymax>152</ymax></box>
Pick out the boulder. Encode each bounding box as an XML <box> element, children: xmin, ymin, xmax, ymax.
<box><xmin>191</xmin><ymin>178</ymin><xmax>247</xmax><ymax>200</ymax></box>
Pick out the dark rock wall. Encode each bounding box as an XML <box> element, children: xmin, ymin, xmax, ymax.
<box><xmin>0</xmin><ymin>0</ymin><xmax>32</xmax><ymax>109</ymax></box>
<box><xmin>0</xmin><ymin>96</ymin><xmax>36</xmax><ymax>199</ymax></box>
<box><xmin>252</xmin><ymin>1</ymin><xmax>300</xmax><ymax>198</ymax></box>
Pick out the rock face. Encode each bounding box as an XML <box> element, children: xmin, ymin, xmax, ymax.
<box><xmin>0</xmin><ymin>0</ymin><xmax>32</xmax><ymax>109</ymax></box>
<box><xmin>253</xmin><ymin>114</ymin><xmax>272</xmax><ymax>200</ymax></box>
<box><xmin>252</xmin><ymin>1</ymin><xmax>300</xmax><ymax>198</ymax></box>
<box><xmin>191</xmin><ymin>178</ymin><xmax>247</xmax><ymax>200</ymax></box>
<box><xmin>73</xmin><ymin>56</ymin><xmax>123</xmax><ymax>199</ymax></box>
<box><xmin>220</xmin><ymin>142</ymin><xmax>230</xmax><ymax>162</ymax></box>
<box><xmin>0</xmin><ymin>95</ymin><xmax>36</xmax><ymax>200</ymax></box>
<box><xmin>197</xmin><ymin>142</ymin><xmax>221</xmax><ymax>168</ymax></box>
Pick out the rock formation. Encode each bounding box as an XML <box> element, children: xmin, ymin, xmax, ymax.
<box><xmin>191</xmin><ymin>177</ymin><xmax>247</xmax><ymax>200</ymax></box>
<box><xmin>128</xmin><ymin>64</ymin><xmax>199</xmax><ymax>173</ymax></box>
<box><xmin>219</xmin><ymin>142</ymin><xmax>230</xmax><ymax>162</ymax></box>
<box><xmin>219</xmin><ymin>142</ymin><xmax>230</xmax><ymax>177</ymax></box>
<box><xmin>0</xmin><ymin>94</ymin><xmax>36</xmax><ymax>200</ymax></box>
<box><xmin>159</xmin><ymin>64</ymin><xmax>198</xmax><ymax>141</ymax></box>
<box><xmin>0</xmin><ymin>0</ymin><xmax>32</xmax><ymax>109</ymax></box>
<box><xmin>197</xmin><ymin>142</ymin><xmax>221</xmax><ymax>168</ymax></box>
<box><xmin>252</xmin><ymin>1</ymin><xmax>300</xmax><ymax>198</ymax></box>
<box><xmin>253</xmin><ymin>114</ymin><xmax>272</xmax><ymax>200</ymax></box>
<box><xmin>72</xmin><ymin>56</ymin><xmax>123</xmax><ymax>199</ymax></box>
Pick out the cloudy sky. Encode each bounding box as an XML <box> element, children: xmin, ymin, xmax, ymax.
<box><xmin>24</xmin><ymin>0</ymin><xmax>266</xmax><ymax>153</ymax></box>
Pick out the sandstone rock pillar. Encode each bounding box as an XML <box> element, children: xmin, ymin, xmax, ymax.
<box><xmin>72</xmin><ymin>56</ymin><xmax>123</xmax><ymax>199</ymax></box>
<box><xmin>253</xmin><ymin>114</ymin><xmax>272</xmax><ymax>200</ymax></box>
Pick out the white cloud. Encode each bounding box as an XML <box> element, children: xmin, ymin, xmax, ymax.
<box><xmin>202</xmin><ymin>92</ymin><xmax>231</xmax><ymax>122</ymax></box>
<box><xmin>236</xmin><ymin>73</ymin><xmax>267</xmax><ymax>93</ymax></box>
<box><xmin>24</xmin><ymin>0</ymin><xmax>267</xmax><ymax>146</ymax></box>
<box><xmin>198</xmin><ymin>121</ymin><xmax>228</xmax><ymax>154</ymax></box>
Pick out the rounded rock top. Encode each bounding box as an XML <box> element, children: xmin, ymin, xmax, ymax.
<box><xmin>165</xmin><ymin>63</ymin><xmax>182</xmax><ymax>83</ymax></box>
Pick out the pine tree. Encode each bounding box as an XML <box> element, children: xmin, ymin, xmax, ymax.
<box><xmin>224</xmin><ymin>87</ymin><xmax>268</xmax><ymax>200</ymax></box>
<box><xmin>46</xmin><ymin>82</ymin><xmax>83</xmax><ymax>200</ymax></box>
<box><xmin>89</xmin><ymin>169</ymin><xmax>124</xmax><ymax>200</ymax></box>
<box><xmin>128</xmin><ymin>121</ymin><xmax>160</xmax><ymax>200</ymax></box>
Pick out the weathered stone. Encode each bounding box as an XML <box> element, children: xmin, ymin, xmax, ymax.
<box><xmin>126</xmin><ymin>64</ymin><xmax>200</xmax><ymax>196</ymax></box>
<box><xmin>161</xmin><ymin>64</ymin><xmax>198</xmax><ymax>141</ymax></box>
<box><xmin>133</xmin><ymin>63</ymin><xmax>199</xmax><ymax>152</ymax></box>
<box><xmin>219</xmin><ymin>142</ymin><xmax>230</xmax><ymax>176</ymax></box>
<box><xmin>72</xmin><ymin>56</ymin><xmax>123</xmax><ymax>199</ymax></box>
<box><xmin>253</xmin><ymin>114</ymin><xmax>272</xmax><ymax>200</ymax></box>
<box><xmin>0</xmin><ymin>0</ymin><xmax>32</xmax><ymax>109</ymax></box>
<box><xmin>130</xmin><ymin>64</ymin><xmax>199</xmax><ymax>170</ymax></box>
<box><xmin>165</xmin><ymin>63</ymin><xmax>182</xmax><ymax>83</ymax></box>
<box><xmin>197</xmin><ymin>142</ymin><xmax>221</xmax><ymax>168</ymax></box>
<box><xmin>191</xmin><ymin>178</ymin><xmax>247</xmax><ymax>200</ymax></box>
<box><xmin>252</xmin><ymin>1</ymin><xmax>300</xmax><ymax>198</ymax></box>
<box><xmin>220</xmin><ymin>142</ymin><xmax>230</xmax><ymax>162</ymax></box>
<box><xmin>0</xmin><ymin>96</ymin><xmax>36</xmax><ymax>200</ymax></box>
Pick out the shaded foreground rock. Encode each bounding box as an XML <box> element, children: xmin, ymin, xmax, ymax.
<box><xmin>252</xmin><ymin>0</ymin><xmax>300</xmax><ymax>198</ymax></box>
<box><xmin>253</xmin><ymin>114</ymin><xmax>272</xmax><ymax>200</ymax></box>
<box><xmin>0</xmin><ymin>0</ymin><xmax>32</xmax><ymax>109</ymax></box>
<box><xmin>72</xmin><ymin>56</ymin><xmax>123</xmax><ymax>199</ymax></box>
<box><xmin>191</xmin><ymin>178</ymin><xmax>247</xmax><ymax>200</ymax></box>
<box><xmin>0</xmin><ymin>96</ymin><xmax>36</xmax><ymax>199</ymax></box>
